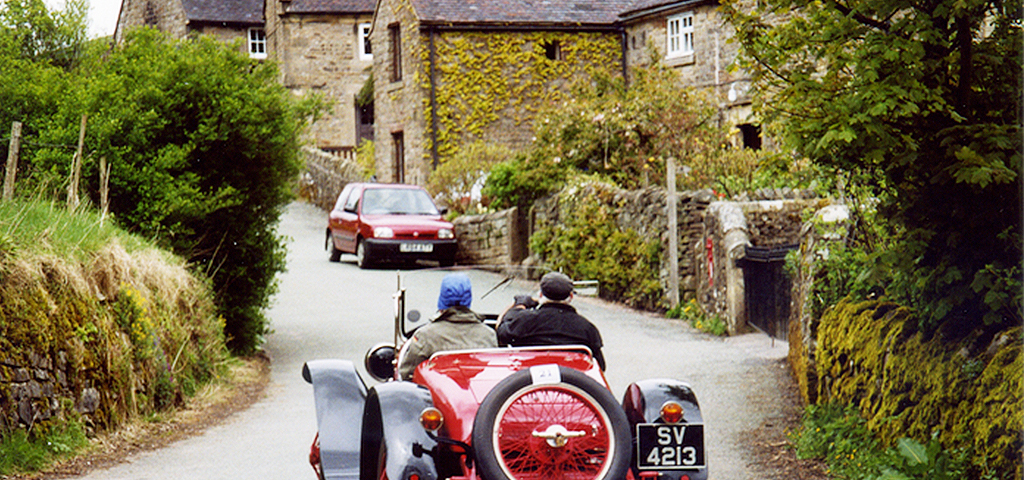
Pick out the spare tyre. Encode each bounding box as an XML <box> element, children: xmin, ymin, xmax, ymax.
<box><xmin>471</xmin><ymin>365</ymin><xmax>631</xmax><ymax>480</ymax></box>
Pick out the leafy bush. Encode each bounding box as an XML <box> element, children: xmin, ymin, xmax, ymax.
<box><xmin>722</xmin><ymin>0</ymin><xmax>1023</xmax><ymax>335</ymax></box>
<box><xmin>529</xmin><ymin>180</ymin><xmax>663</xmax><ymax>309</ymax></box>
<box><xmin>791</xmin><ymin>404</ymin><xmax>978</xmax><ymax>480</ymax></box>
<box><xmin>427</xmin><ymin>141</ymin><xmax>517</xmax><ymax>215</ymax></box>
<box><xmin>5</xmin><ymin>25</ymin><xmax>317</xmax><ymax>353</ymax></box>
<box><xmin>484</xmin><ymin>63</ymin><xmax>816</xmax><ymax>211</ymax></box>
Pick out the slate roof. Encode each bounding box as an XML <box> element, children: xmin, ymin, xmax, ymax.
<box><xmin>286</xmin><ymin>0</ymin><xmax>376</xmax><ymax>14</ymax></box>
<box><xmin>181</xmin><ymin>0</ymin><xmax>264</xmax><ymax>24</ymax></box>
<box><xmin>618</xmin><ymin>0</ymin><xmax>712</xmax><ymax>20</ymax></box>
<box><xmin>409</xmin><ymin>0</ymin><xmax>637</xmax><ymax>27</ymax></box>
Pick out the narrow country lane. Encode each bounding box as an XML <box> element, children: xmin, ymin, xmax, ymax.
<box><xmin>68</xmin><ymin>202</ymin><xmax>801</xmax><ymax>480</ymax></box>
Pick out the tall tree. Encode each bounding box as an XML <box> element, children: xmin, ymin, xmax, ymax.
<box><xmin>722</xmin><ymin>0</ymin><xmax>1022</xmax><ymax>333</ymax></box>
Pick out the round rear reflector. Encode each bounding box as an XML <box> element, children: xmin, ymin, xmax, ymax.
<box><xmin>660</xmin><ymin>401</ymin><xmax>684</xmax><ymax>424</ymax></box>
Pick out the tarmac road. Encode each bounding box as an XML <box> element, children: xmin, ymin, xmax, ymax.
<box><xmin>69</xmin><ymin>201</ymin><xmax>797</xmax><ymax>480</ymax></box>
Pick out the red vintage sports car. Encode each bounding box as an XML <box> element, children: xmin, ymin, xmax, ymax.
<box><xmin>303</xmin><ymin>269</ymin><xmax>706</xmax><ymax>480</ymax></box>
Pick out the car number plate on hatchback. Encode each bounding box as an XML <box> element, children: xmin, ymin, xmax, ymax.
<box><xmin>636</xmin><ymin>424</ymin><xmax>705</xmax><ymax>469</ymax></box>
<box><xmin>400</xmin><ymin>243</ymin><xmax>433</xmax><ymax>253</ymax></box>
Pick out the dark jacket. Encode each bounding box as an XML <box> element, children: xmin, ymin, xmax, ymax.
<box><xmin>496</xmin><ymin>302</ymin><xmax>605</xmax><ymax>370</ymax></box>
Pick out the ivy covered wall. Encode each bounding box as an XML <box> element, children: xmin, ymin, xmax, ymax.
<box><xmin>426</xmin><ymin>30</ymin><xmax>622</xmax><ymax>162</ymax></box>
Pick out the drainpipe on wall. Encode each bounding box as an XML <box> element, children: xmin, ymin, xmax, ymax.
<box><xmin>428</xmin><ymin>28</ymin><xmax>440</xmax><ymax>169</ymax></box>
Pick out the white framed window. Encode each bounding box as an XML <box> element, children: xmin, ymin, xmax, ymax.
<box><xmin>248</xmin><ymin>28</ymin><xmax>267</xmax><ymax>59</ymax></box>
<box><xmin>359</xmin><ymin>23</ymin><xmax>372</xmax><ymax>61</ymax></box>
<box><xmin>666</xmin><ymin>12</ymin><xmax>693</xmax><ymax>58</ymax></box>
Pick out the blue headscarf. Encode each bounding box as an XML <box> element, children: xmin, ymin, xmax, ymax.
<box><xmin>437</xmin><ymin>273</ymin><xmax>473</xmax><ymax>311</ymax></box>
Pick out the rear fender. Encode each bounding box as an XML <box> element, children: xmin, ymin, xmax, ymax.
<box><xmin>361</xmin><ymin>382</ymin><xmax>439</xmax><ymax>480</ymax></box>
<box><xmin>622</xmin><ymin>378</ymin><xmax>702</xmax><ymax>425</ymax></box>
<box><xmin>303</xmin><ymin>360</ymin><xmax>367</xmax><ymax>480</ymax></box>
<box><xmin>622</xmin><ymin>379</ymin><xmax>706</xmax><ymax>480</ymax></box>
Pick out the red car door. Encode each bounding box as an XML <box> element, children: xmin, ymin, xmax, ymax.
<box><xmin>329</xmin><ymin>184</ymin><xmax>362</xmax><ymax>253</ymax></box>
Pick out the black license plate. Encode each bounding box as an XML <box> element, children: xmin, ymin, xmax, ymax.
<box><xmin>636</xmin><ymin>423</ymin><xmax>705</xmax><ymax>469</ymax></box>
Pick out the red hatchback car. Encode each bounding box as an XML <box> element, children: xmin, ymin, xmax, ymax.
<box><xmin>327</xmin><ymin>183</ymin><xmax>457</xmax><ymax>268</ymax></box>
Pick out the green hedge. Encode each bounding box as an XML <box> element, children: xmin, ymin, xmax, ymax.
<box><xmin>815</xmin><ymin>299</ymin><xmax>1022</xmax><ymax>479</ymax></box>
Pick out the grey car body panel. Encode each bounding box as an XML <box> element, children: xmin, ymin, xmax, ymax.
<box><xmin>303</xmin><ymin>359</ymin><xmax>367</xmax><ymax>480</ymax></box>
<box><xmin>364</xmin><ymin>381</ymin><xmax>439</xmax><ymax>480</ymax></box>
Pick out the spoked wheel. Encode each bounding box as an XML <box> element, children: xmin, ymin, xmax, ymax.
<box><xmin>471</xmin><ymin>366</ymin><xmax>631</xmax><ymax>480</ymax></box>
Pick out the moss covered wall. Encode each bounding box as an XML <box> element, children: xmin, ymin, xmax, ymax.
<box><xmin>811</xmin><ymin>299</ymin><xmax>1022</xmax><ymax>479</ymax></box>
<box><xmin>0</xmin><ymin>242</ymin><xmax>225</xmax><ymax>436</ymax></box>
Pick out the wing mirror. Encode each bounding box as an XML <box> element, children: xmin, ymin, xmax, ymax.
<box><xmin>364</xmin><ymin>343</ymin><xmax>397</xmax><ymax>382</ymax></box>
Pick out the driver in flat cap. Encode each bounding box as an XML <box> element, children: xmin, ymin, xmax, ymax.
<box><xmin>496</xmin><ymin>271</ymin><xmax>606</xmax><ymax>370</ymax></box>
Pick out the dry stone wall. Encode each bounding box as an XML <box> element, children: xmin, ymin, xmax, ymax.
<box><xmin>0</xmin><ymin>349</ymin><xmax>100</xmax><ymax>433</ymax></box>
<box><xmin>452</xmin><ymin>208</ymin><xmax>527</xmax><ymax>267</ymax></box>
<box><xmin>300</xmin><ymin>146</ymin><xmax>366</xmax><ymax>210</ymax></box>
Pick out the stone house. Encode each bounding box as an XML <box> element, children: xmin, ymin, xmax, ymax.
<box><xmin>115</xmin><ymin>0</ymin><xmax>375</xmax><ymax>154</ymax></box>
<box><xmin>370</xmin><ymin>0</ymin><xmax>759</xmax><ymax>184</ymax></box>
<box><xmin>115</xmin><ymin>0</ymin><xmax>267</xmax><ymax>56</ymax></box>
<box><xmin>264</xmin><ymin>0</ymin><xmax>377</xmax><ymax>154</ymax></box>
<box><xmin>369</xmin><ymin>0</ymin><xmax>633</xmax><ymax>185</ymax></box>
<box><xmin>619</xmin><ymin>0</ymin><xmax>759</xmax><ymax>149</ymax></box>
<box><xmin>116</xmin><ymin>0</ymin><xmax>758</xmax><ymax>184</ymax></box>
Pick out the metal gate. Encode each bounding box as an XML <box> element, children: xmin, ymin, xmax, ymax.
<box><xmin>739</xmin><ymin>244</ymin><xmax>797</xmax><ymax>340</ymax></box>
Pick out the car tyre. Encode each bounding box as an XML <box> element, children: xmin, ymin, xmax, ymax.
<box><xmin>356</xmin><ymin>239</ymin><xmax>373</xmax><ymax>269</ymax></box>
<box><xmin>327</xmin><ymin>229</ymin><xmax>342</xmax><ymax>262</ymax></box>
<box><xmin>471</xmin><ymin>366</ymin><xmax>631</xmax><ymax>480</ymax></box>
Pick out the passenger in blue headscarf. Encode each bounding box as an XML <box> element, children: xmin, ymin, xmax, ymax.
<box><xmin>397</xmin><ymin>273</ymin><xmax>497</xmax><ymax>380</ymax></box>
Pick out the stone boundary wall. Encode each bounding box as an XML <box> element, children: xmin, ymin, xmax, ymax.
<box><xmin>1</xmin><ymin>349</ymin><xmax>101</xmax><ymax>434</ymax></box>
<box><xmin>452</xmin><ymin>207</ymin><xmax>528</xmax><ymax>267</ymax></box>
<box><xmin>696</xmin><ymin>199</ymin><xmax>826</xmax><ymax>333</ymax></box>
<box><xmin>530</xmin><ymin>184</ymin><xmax>715</xmax><ymax>302</ymax></box>
<box><xmin>300</xmin><ymin>146</ymin><xmax>365</xmax><ymax>210</ymax></box>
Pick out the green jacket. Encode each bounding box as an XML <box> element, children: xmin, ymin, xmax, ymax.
<box><xmin>397</xmin><ymin>306</ymin><xmax>497</xmax><ymax>380</ymax></box>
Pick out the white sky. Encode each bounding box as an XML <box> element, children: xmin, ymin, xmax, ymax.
<box><xmin>44</xmin><ymin>0</ymin><xmax>121</xmax><ymax>39</ymax></box>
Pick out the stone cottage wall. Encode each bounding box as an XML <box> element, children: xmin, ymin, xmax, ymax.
<box><xmin>270</xmin><ymin>11</ymin><xmax>374</xmax><ymax>151</ymax></box>
<box><xmin>530</xmin><ymin>184</ymin><xmax>715</xmax><ymax>303</ymax></box>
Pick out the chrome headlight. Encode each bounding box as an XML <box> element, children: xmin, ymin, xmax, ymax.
<box><xmin>438</xmin><ymin>228</ymin><xmax>454</xmax><ymax>239</ymax></box>
<box><xmin>374</xmin><ymin>227</ymin><xmax>395</xmax><ymax>238</ymax></box>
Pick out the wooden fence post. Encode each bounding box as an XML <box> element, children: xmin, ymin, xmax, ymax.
<box><xmin>67</xmin><ymin>114</ymin><xmax>86</xmax><ymax>210</ymax></box>
<box><xmin>667</xmin><ymin>156</ymin><xmax>680</xmax><ymax>309</ymax></box>
<box><xmin>99</xmin><ymin>156</ymin><xmax>110</xmax><ymax>224</ymax></box>
<box><xmin>4</xmin><ymin>121</ymin><xmax>22</xmax><ymax>201</ymax></box>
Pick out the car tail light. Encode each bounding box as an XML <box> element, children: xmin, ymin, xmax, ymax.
<box><xmin>660</xmin><ymin>401</ymin><xmax>684</xmax><ymax>424</ymax></box>
<box><xmin>374</xmin><ymin>227</ymin><xmax>395</xmax><ymax>238</ymax></box>
<box><xmin>438</xmin><ymin>228</ymin><xmax>454</xmax><ymax>239</ymax></box>
<box><xmin>420</xmin><ymin>407</ymin><xmax>444</xmax><ymax>432</ymax></box>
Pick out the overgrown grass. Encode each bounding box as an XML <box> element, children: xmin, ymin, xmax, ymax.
<box><xmin>790</xmin><ymin>404</ymin><xmax>983</xmax><ymax>480</ymax></box>
<box><xmin>0</xmin><ymin>198</ymin><xmax>229</xmax><ymax>475</ymax></box>
<box><xmin>0</xmin><ymin>199</ymin><xmax>155</xmax><ymax>261</ymax></box>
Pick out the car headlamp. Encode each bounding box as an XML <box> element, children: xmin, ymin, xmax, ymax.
<box><xmin>373</xmin><ymin>227</ymin><xmax>395</xmax><ymax>238</ymax></box>
<box><xmin>438</xmin><ymin>228</ymin><xmax>454</xmax><ymax>239</ymax></box>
